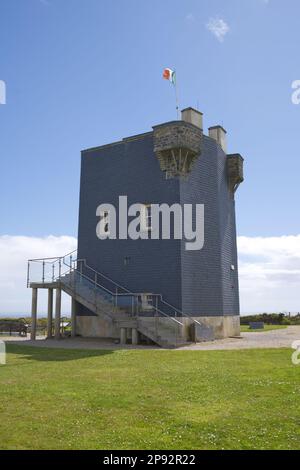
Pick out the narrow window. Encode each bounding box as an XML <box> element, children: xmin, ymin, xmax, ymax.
<box><xmin>141</xmin><ymin>293</ymin><xmax>154</xmax><ymax>311</ymax></box>
<box><xmin>142</xmin><ymin>204</ymin><xmax>152</xmax><ymax>231</ymax></box>
<box><xmin>100</xmin><ymin>210</ymin><xmax>110</xmax><ymax>236</ymax></box>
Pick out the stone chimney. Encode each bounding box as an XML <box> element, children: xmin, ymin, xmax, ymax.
<box><xmin>208</xmin><ymin>125</ymin><xmax>227</xmax><ymax>153</ymax></box>
<box><xmin>181</xmin><ymin>107</ymin><xmax>203</xmax><ymax>130</ymax></box>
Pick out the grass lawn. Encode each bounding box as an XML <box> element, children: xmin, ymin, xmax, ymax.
<box><xmin>0</xmin><ymin>345</ymin><xmax>299</xmax><ymax>450</ymax></box>
<box><xmin>241</xmin><ymin>325</ymin><xmax>288</xmax><ymax>333</ymax></box>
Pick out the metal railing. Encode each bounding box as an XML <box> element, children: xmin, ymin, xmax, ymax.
<box><xmin>27</xmin><ymin>249</ymin><xmax>203</xmax><ymax>333</ymax></box>
<box><xmin>62</xmin><ymin>258</ymin><xmax>183</xmax><ymax>327</ymax></box>
<box><xmin>27</xmin><ymin>249</ymin><xmax>77</xmax><ymax>287</ymax></box>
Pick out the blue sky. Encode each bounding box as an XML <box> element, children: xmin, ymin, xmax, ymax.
<box><xmin>0</xmin><ymin>0</ymin><xmax>299</xmax><ymax>237</ymax></box>
<box><xmin>0</xmin><ymin>0</ymin><xmax>300</xmax><ymax>314</ymax></box>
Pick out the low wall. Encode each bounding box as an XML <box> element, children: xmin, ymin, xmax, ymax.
<box><xmin>76</xmin><ymin>314</ymin><xmax>240</xmax><ymax>342</ymax></box>
<box><xmin>182</xmin><ymin>315</ymin><xmax>240</xmax><ymax>340</ymax></box>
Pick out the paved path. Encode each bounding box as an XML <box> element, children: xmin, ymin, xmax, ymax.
<box><xmin>2</xmin><ymin>326</ymin><xmax>300</xmax><ymax>351</ymax></box>
<box><xmin>180</xmin><ymin>326</ymin><xmax>300</xmax><ymax>350</ymax></box>
<box><xmin>2</xmin><ymin>336</ymin><xmax>158</xmax><ymax>350</ymax></box>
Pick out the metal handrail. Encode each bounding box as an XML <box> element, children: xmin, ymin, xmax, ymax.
<box><xmin>27</xmin><ymin>249</ymin><xmax>201</xmax><ymax>327</ymax></box>
<box><xmin>64</xmin><ymin>253</ymin><xmax>159</xmax><ymax>300</ymax></box>
<box><xmin>59</xmin><ymin>266</ymin><xmax>183</xmax><ymax>326</ymax></box>
<box><xmin>60</xmin><ymin>267</ymin><xmax>118</xmax><ymax>298</ymax></box>
<box><xmin>72</xmin><ymin>258</ymin><xmax>204</xmax><ymax>328</ymax></box>
<box><xmin>158</xmin><ymin>297</ymin><xmax>203</xmax><ymax>326</ymax></box>
<box><xmin>64</xmin><ymin>257</ymin><xmax>134</xmax><ymax>295</ymax></box>
<box><xmin>28</xmin><ymin>249</ymin><xmax>77</xmax><ymax>263</ymax></box>
<box><xmin>27</xmin><ymin>253</ymin><xmax>186</xmax><ymax>344</ymax></box>
<box><xmin>59</xmin><ymin>269</ymin><xmax>127</xmax><ymax>322</ymax></box>
<box><xmin>153</xmin><ymin>307</ymin><xmax>183</xmax><ymax>326</ymax></box>
<box><xmin>67</xmin><ymin>258</ymin><xmax>201</xmax><ymax>328</ymax></box>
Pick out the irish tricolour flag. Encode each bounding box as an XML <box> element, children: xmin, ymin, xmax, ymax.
<box><xmin>163</xmin><ymin>68</ymin><xmax>176</xmax><ymax>85</ymax></box>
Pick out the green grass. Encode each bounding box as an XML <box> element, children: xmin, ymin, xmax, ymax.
<box><xmin>0</xmin><ymin>345</ymin><xmax>299</xmax><ymax>450</ymax></box>
<box><xmin>241</xmin><ymin>325</ymin><xmax>288</xmax><ymax>333</ymax></box>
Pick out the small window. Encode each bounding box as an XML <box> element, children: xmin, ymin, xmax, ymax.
<box><xmin>124</xmin><ymin>256</ymin><xmax>131</xmax><ymax>266</ymax></box>
<box><xmin>141</xmin><ymin>293</ymin><xmax>154</xmax><ymax>311</ymax></box>
<box><xmin>145</xmin><ymin>205</ymin><xmax>152</xmax><ymax>230</ymax></box>
<box><xmin>100</xmin><ymin>210</ymin><xmax>110</xmax><ymax>236</ymax></box>
<box><xmin>142</xmin><ymin>204</ymin><xmax>152</xmax><ymax>231</ymax></box>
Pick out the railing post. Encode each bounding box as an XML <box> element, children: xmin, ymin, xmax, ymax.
<box><xmin>120</xmin><ymin>327</ymin><xmax>127</xmax><ymax>345</ymax></box>
<box><xmin>54</xmin><ymin>288</ymin><xmax>61</xmax><ymax>340</ymax></box>
<box><xmin>52</xmin><ymin>263</ymin><xmax>55</xmax><ymax>282</ymax></box>
<box><xmin>115</xmin><ymin>287</ymin><xmax>118</xmax><ymax>307</ymax></box>
<box><xmin>59</xmin><ymin>259</ymin><xmax>61</xmax><ymax>279</ymax></box>
<box><xmin>155</xmin><ymin>310</ymin><xmax>158</xmax><ymax>339</ymax></box>
<box><xmin>71</xmin><ymin>298</ymin><xmax>76</xmax><ymax>338</ymax></box>
<box><xmin>132</xmin><ymin>328</ymin><xmax>138</xmax><ymax>345</ymax></box>
<box><xmin>42</xmin><ymin>261</ymin><xmax>45</xmax><ymax>284</ymax></box>
<box><xmin>31</xmin><ymin>288</ymin><xmax>38</xmax><ymax>341</ymax></box>
<box><xmin>47</xmin><ymin>288</ymin><xmax>53</xmax><ymax>339</ymax></box>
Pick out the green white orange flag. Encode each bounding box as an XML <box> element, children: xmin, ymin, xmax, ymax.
<box><xmin>163</xmin><ymin>68</ymin><xmax>176</xmax><ymax>85</ymax></box>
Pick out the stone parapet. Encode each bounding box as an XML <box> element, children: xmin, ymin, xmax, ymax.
<box><xmin>153</xmin><ymin>121</ymin><xmax>202</xmax><ymax>178</ymax></box>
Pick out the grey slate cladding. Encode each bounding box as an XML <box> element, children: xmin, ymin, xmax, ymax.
<box><xmin>77</xmin><ymin>125</ymin><xmax>240</xmax><ymax>318</ymax></box>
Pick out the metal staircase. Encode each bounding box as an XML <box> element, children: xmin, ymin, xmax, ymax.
<box><xmin>27</xmin><ymin>250</ymin><xmax>206</xmax><ymax>348</ymax></box>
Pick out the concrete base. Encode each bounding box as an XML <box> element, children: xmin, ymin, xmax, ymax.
<box><xmin>76</xmin><ymin>314</ymin><xmax>240</xmax><ymax>344</ymax></box>
<box><xmin>182</xmin><ymin>315</ymin><xmax>240</xmax><ymax>340</ymax></box>
<box><xmin>76</xmin><ymin>315</ymin><xmax>119</xmax><ymax>339</ymax></box>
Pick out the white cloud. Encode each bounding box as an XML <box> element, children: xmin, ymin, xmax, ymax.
<box><xmin>238</xmin><ymin>235</ymin><xmax>300</xmax><ymax>314</ymax></box>
<box><xmin>0</xmin><ymin>235</ymin><xmax>77</xmax><ymax>315</ymax></box>
<box><xmin>0</xmin><ymin>234</ymin><xmax>299</xmax><ymax>316</ymax></box>
<box><xmin>206</xmin><ymin>17</ymin><xmax>230</xmax><ymax>42</ymax></box>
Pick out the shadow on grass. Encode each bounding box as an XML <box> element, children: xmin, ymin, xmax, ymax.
<box><xmin>5</xmin><ymin>343</ymin><xmax>115</xmax><ymax>362</ymax></box>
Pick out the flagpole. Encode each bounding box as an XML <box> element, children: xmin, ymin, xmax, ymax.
<box><xmin>174</xmin><ymin>70</ymin><xmax>179</xmax><ymax>120</ymax></box>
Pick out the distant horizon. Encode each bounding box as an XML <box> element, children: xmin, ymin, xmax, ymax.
<box><xmin>1</xmin><ymin>312</ymin><xmax>299</xmax><ymax>319</ymax></box>
<box><xmin>0</xmin><ymin>312</ymin><xmax>71</xmax><ymax>318</ymax></box>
